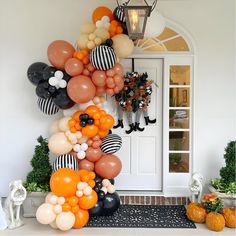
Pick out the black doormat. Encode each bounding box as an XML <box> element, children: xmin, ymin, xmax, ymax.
<box><xmin>87</xmin><ymin>205</ymin><xmax>196</xmax><ymax>228</ymax></box>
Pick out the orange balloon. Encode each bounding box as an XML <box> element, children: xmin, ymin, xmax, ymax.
<box><xmin>73</xmin><ymin>208</ymin><xmax>89</xmax><ymax>229</ymax></box>
<box><xmin>71</xmin><ymin>205</ymin><xmax>80</xmax><ymax>214</ymax></box>
<box><xmin>68</xmin><ymin>196</ymin><xmax>79</xmax><ymax>207</ymax></box>
<box><xmin>92</xmin><ymin>6</ymin><xmax>114</xmax><ymax>23</ymax></box>
<box><xmin>62</xmin><ymin>203</ymin><xmax>72</xmax><ymax>212</ymax></box>
<box><xmin>82</xmin><ymin>125</ymin><xmax>98</xmax><ymax>138</ymax></box>
<box><xmin>50</xmin><ymin>168</ymin><xmax>80</xmax><ymax>197</ymax></box>
<box><xmin>98</xmin><ymin>129</ymin><xmax>109</xmax><ymax>138</ymax></box>
<box><xmin>78</xmin><ymin>190</ymin><xmax>98</xmax><ymax>210</ymax></box>
<box><xmin>89</xmin><ymin>171</ymin><xmax>96</xmax><ymax>180</ymax></box>
<box><xmin>78</xmin><ymin>169</ymin><xmax>89</xmax><ymax>177</ymax></box>
<box><xmin>85</xmin><ymin>105</ymin><xmax>100</xmax><ymax>117</ymax></box>
<box><xmin>100</xmin><ymin>114</ymin><xmax>114</xmax><ymax>130</ymax></box>
<box><xmin>88</xmin><ymin>180</ymin><xmax>95</xmax><ymax>188</ymax></box>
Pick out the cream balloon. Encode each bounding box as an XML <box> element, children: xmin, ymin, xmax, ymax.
<box><xmin>56</xmin><ymin>212</ymin><xmax>75</xmax><ymax>231</ymax></box>
<box><xmin>45</xmin><ymin>192</ymin><xmax>54</xmax><ymax>203</ymax></box>
<box><xmin>50</xmin><ymin>220</ymin><xmax>58</xmax><ymax>229</ymax></box>
<box><xmin>49</xmin><ymin>120</ymin><xmax>60</xmax><ymax>135</ymax></box>
<box><xmin>112</xmin><ymin>34</ymin><xmax>134</xmax><ymax>59</ymax></box>
<box><xmin>94</xmin><ymin>28</ymin><xmax>110</xmax><ymax>42</ymax></box>
<box><xmin>36</xmin><ymin>203</ymin><xmax>56</xmax><ymax>225</ymax></box>
<box><xmin>77</xmin><ymin>34</ymin><xmax>89</xmax><ymax>49</ymax></box>
<box><xmin>48</xmin><ymin>132</ymin><xmax>73</xmax><ymax>155</ymax></box>
<box><xmin>58</xmin><ymin>117</ymin><xmax>70</xmax><ymax>132</ymax></box>
<box><xmin>80</xmin><ymin>22</ymin><xmax>96</xmax><ymax>34</ymax></box>
<box><xmin>145</xmin><ymin>11</ymin><xmax>165</xmax><ymax>38</ymax></box>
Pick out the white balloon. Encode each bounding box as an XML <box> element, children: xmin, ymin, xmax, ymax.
<box><xmin>83</xmin><ymin>186</ymin><xmax>92</xmax><ymax>196</ymax></box>
<box><xmin>36</xmin><ymin>203</ymin><xmax>56</xmax><ymax>225</ymax></box>
<box><xmin>80</xmin><ymin>143</ymin><xmax>88</xmax><ymax>151</ymax></box>
<box><xmin>49</xmin><ymin>77</ymin><xmax>58</xmax><ymax>86</ymax></box>
<box><xmin>77</xmin><ymin>150</ymin><xmax>86</xmax><ymax>160</ymax></box>
<box><xmin>76</xmin><ymin>190</ymin><xmax>83</xmax><ymax>197</ymax></box>
<box><xmin>73</xmin><ymin>144</ymin><xmax>81</xmax><ymax>152</ymax></box>
<box><xmin>59</xmin><ymin>79</ymin><xmax>67</xmax><ymax>88</ymax></box>
<box><xmin>50</xmin><ymin>220</ymin><xmax>58</xmax><ymax>229</ymax></box>
<box><xmin>145</xmin><ymin>11</ymin><xmax>165</xmax><ymax>38</ymax></box>
<box><xmin>53</xmin><ymin>204</ymin><xmax>62</xmax><ymax>214</ymax></box>
<box><xmin>107</xmin><ymin>185</ymin><xmax>116</xmax><ymax>194</ymax></box>
<box><xmin>57</xmin><ymin>197</ymin><xmax>65</xmax><ymax>205</ymax></box>
<box><xmin>102</xmin><ymin>179</ymin><xmax>111</xmax><ymax>187</ymax></box>
<box><xmin>102</xmin><ymin>16</ymin><xmax>110</xmax><ymax>22</ymax></box>
<box><xmin>96</xmin><ymin>21</ymin><xmax>103</xmax><ymax>28</ymax></box>
<box><xmin>101</xmin><ymin>186</ymin><xmax>108</xmax><ymax>194</ymax></box>
<box><xmin>56</xmin><ymin>212</ymin><xmax>75</xmax><ymax>231</ymax></box>
<box><xmin>49</xmin><ymin>195</ymin><xmax>58</xmax><ymax>205</ymax></box>
<box><xmin>45</xmin><ymin>192</ymin><xmax>54</xmax><ymax>203</ymax></box>
<box><xmin>55</xmin><ymin>70</ymin><xmax>64</xmax><ymax>79</ymax></box>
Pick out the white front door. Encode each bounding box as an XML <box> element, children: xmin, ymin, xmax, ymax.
<box><xmin>111</xmin><ymin>58</ymin><xmax>163</xmax><ymax>191</ymax></box>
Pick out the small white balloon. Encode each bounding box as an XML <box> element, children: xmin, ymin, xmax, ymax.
<box><xmin>75</xmin><ymin>131</ymin><xmax>82</xmax><ymax>139</ymax></box>
<box><xmin>104</xmin><ymin>22</ymin><xmax>110</xmax><ymax>29</ymax></box>
<box><xmin>49</xmin><ymin>77</ymin><xmax>58</xmax><ymax>86</ymax></box>
<box><xmin>102</xmin><ymin>179</ymin><xmax>111</xmax><ymax>187</ymax></box>
<box><xmin>49</xmin><ymin>195</ymin><xmax>58</xmax><ymax>205</ymax></box>
<box><xmin>77</xmin><ymin>182</ymin><xmax>85</xmax><ymax>190</ymax></box>
<box><xmin>77</xmin><ymin>150</ymin><xmax>86</xmax><ymax>159</ymax></box>
<box><xmin>57</xmin><ymin>197</ymin><xmax>65</xmax><ymax>205</ymax></box>
<box><xmin>80</xmin><ymin>143</ymin><xmax>88</xmax><ymax>151</ymax></box>
<box><xmin>107</xmin><ymin>185</ymin><xmax>116</xmax><ymax>194</ymax></box>
<box><xmin>73</xmin><ymin>144</ymin><xmax>81</xmax><ymax>152</ymax></box>
<box><xmin>45</xmin><ymin>192</ymin><xmax>54</xmax><ymax>203</ymax></box>
<box><xmin>102</xmin><ymin>16</ymin><xmax>110</xmax><ymax>22</ymax></box>
<box><xmin>101</xmin><ymin>186</ymin><xmax>108</xmax><ymax>194</ymax></box>
<box><xmin>96</xmin><ymin>21</ymin><xmax>103</xmax><ymax>28</ymax></box>
<box><xmin>83</xmin><ymin>186</ymin><xmax>92</xmax><ymax>196</ymax></box>
<box><xmin>59</xmin><ymin>79</ymin><xmax>67</xmax><ymax>88</ymax></box>
<box><xmin>56</xmin><ymin>212</ymin><xmax>75</xmax><ymax>231</ymax></box>
<box><xmin>36</xmin><ymin>203</ymin><xmax>56</xmax><ymax>225</ymax></box>
<box><xmin>76</xmin><ymin>190</ymin><xmax>83</xmax><ymax>197</ymax></box>
<box><xmin>55</xmin><ymin>70</ymin><xmax>64</xmax><ymax>79</ymax></box>
<box><xmin>53</xmin><ymin>204</ymin><xmax>62</xmax><ymax>214</ymax></box>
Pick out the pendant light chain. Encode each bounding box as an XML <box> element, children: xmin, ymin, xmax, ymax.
<box><xmin>116</xmin><ymin>0</ymin><xmax>157</xmax><ymax>11</ymax></box>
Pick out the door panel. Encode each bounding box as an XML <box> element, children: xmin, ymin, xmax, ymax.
<box><xmin>110</xmin><ymin>59</ymin><xmax>163</xmax><ymax>191</ymax></box>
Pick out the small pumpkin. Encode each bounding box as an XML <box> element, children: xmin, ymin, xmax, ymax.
<box><xmin>223</xmin><ymin>208</ymin><xmax>236</xmax><ymax>228</ymax></box>
<box><xmin>186</xmin><ymin>202</ymin><xmax>207</xmax><ymax>223</ymax></box>
<box><xmin>206</xmin><ymin>212</ymin><xmax>225</xmax><ymax>231</ymax></box>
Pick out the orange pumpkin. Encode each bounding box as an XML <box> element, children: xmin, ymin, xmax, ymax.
<box><xmin>186</xmin><ymin>202</ymin><xmax>207</xmax><ymax>223</ymax></box>
<box><xmin>206</xmin><ymin>212</ymin><xmax>225</xmax><ymax>231</ymax></box>
<box><xmin>223</xmin><ymin>208</ymin><xmax>236</xmax><ymax>228</ymax></box>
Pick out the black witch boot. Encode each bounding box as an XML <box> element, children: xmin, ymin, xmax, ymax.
<box><xmin>125</xmin><ymin>123</ymin><xmax>135</xmax><ymax>134</ymax></box>
<box><xmin>144</xmin><ymin>116</ymin><xmax>156</xmax><ymax>125</ymax></box>
<box><xmin>135</xmin><ymin>122</ymin><xmax>145</xmax><ymax>132</ymax></box>
<box><xmin>113</xmin><ymin>119</ymin><xmax>124</xmax><ymax>129</ymax></box>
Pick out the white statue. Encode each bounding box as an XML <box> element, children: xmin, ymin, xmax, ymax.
<box><xmin>3</xmin><ymin>180</ymin><xmax>27</xmax><ymax>229</ymax></box>
<box><xmin>189</xmin><ymin>173</ymin><xmax>203</xmax><ymax>203</ymax></box>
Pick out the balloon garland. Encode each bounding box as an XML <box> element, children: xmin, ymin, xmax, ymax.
<box><xmin>27</xmin><ymin>5</ymin><xmax>135</xmax><ymax>231</ymax></box>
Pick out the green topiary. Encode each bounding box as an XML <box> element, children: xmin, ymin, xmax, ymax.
<box><xmin>24</xmin><ymin>136</ymin><xmax>52</xmax><ymax>192</ymax></box>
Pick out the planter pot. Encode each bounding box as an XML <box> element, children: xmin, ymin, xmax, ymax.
<box><xmin>22</xmin><ymin>192</ymin><xmax>48</xmax><ymax>218</ymax></box>
<box><xmin>208</xmin><ymin>185</ymin><xmax>236</xmax><ymax>207</ymax></box>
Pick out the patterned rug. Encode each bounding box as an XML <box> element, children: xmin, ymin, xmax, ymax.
<box><xmin>87</xmin><ymin>205</ymin><xmax>196</xmax><ymax>228</ymax></box>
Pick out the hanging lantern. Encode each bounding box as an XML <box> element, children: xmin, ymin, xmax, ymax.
<box><xmin>121</xmin><ymin>0</ymin><xmax>158</xmax><ymax>40</ymax></box>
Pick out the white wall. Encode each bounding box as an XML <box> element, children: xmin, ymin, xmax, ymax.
<box><xmin>0</xmin><ymin>0</ymin><xmax>235</xmax><ymax>196</ymax></box>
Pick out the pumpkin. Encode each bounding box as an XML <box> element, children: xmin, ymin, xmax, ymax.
<box><xmin>223</xmin><ymin>208</ymin><xmax>236</xmax><ymax>228</ymax></box>
<box><xmin>206</xmin><ymin>212</ymin><xmax>225</xmax><ymax>231</ymax></box>
<box><xmin>186</xmin><ymin>202</ymin><xmax>207</xmax><ymax>223</ymax></box>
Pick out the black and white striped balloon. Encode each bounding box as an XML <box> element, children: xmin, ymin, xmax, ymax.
<box><xmin>37</xmin><ymin>97</ymin><xmax>59</xmax><ymax>115</ymax></box>
<box><xmin>90</xmin><ymin>45</ymin><xmax>117</xmax><ymax>71</ymax></box>
<box><xmin>114</xmin><ymin>4</ymin><xmax>126</xmax><ymax>23</ymax></box>
<box><xmin>52</xmin><ymin>154</ymin><xmax>78</xmax><ymax>172</ymax></box>
<box><xmin>101</xmin><ymin>134</ymin><xmax>122</xmax><ymax>154</ymax></box>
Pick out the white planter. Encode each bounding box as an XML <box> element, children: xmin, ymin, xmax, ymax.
<box><xmin>208</xmin><ymin>185</ymin><xmax>236</xmax><ymax>207</ymax></box>
<box><xmin>22</xmin><ymin>192</ymin><xmax>48</xmax><ymax>218</ymax></box>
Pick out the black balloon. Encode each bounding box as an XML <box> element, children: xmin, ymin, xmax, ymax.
<box><xmin>122</xmin><ymin>22</ymin><xmax>128</xmax><ymax>35</ymax></box>
<box><xmin>94</xmin><ymin>186</ymin><xmax>100</xmax><ymax>193</ymax></box>
<box><xmin>52</xmin><ymin>89</ymin><xmax>75</xmax><ymax>109</ymax></box>
<box><xmin>94</xmin><ymin>176</ymin><xmax>102</xmax><ymax>184</ymax></box>
<box><xmin>36</xmin><ymin>82</ymin><xmax>51</xmax><ymax>99</ymax></box>
<box><xmin>27</xmin><ymin>62</ymin><xmax>48</xmax><ymax>86</ymax></box>
<box><xmin>80</xmin><ymin>120</ymin><xmax>87</xmax><ymax>127</ymax></box>
<box><xmin>43</xmin><ymin>66</ymin><xmax>57</xmax><ymax>81</ymax></box>
<box><xmin>102</xmin><ymin>192</ymin><xmax>120</xmax><ymax>216</ymax></box>
<box><xmin>96</xmin><ymin>182</ymin><xmax>103</xmax><ymax>189</ymax></box>
<box><xmin>87</xmin><ymin>118</ymin><xmax>94</xmax><ymax>125</ymax></box>
<box><xmin>98</xmin><ymin>190</ymin><xmax>105</xmax><ymax>200</ymax></box>
<box><xmin>89</xmin><ymin>201</ymin><xmax>103</xmax><ymax>216</ymax></box>
<box><xmin>109</xmin><ymin>179</ymin><xmax>115</xmax><ymax>185</ymax></box>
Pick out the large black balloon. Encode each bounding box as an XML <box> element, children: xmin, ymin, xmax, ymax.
<box><xmin>27</xmin><ymin>62</ymin><xmax>48</xmax><ymax>85</ymax></box>
<box><xmin>52</xmin><ymin>89</ymin><xmax>75</xmax><ymax>109</ymax></box>
<box><xmin>89</xmin><ymin>201</ymin><xmax>103</xmax><ymax>216</ymax></box>
<box><xmin>43</xmin><ymin>66</ymin><xmax>57</xmax><ymax>81</ymax></box>
<box><xmin>102</xmin><ymin>192</ymin><xmax>120</xmax><ymax>216</ymax></box>
<box><xmin>36</xmin><ymin>82</ymin><xmax>51</xmax><ymax>99</ymax></box>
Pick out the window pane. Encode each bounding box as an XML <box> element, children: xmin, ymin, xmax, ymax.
<box><xmin>169</xmin><ymin>131</ymin><xmax>189</xmax><ymax>151</ymax></box>
<box><xmin>157</xmin><ymin>27</ymin><xmax>178</xmax><ymax>41</ymax></box>
<box><xmin>164</xmin><ymin>36</ymin><xmax>189</xmax><ymax>51</ymax></box>
<box><xmin>169</xmin><ymin>88</ymin><xmax>190</xmax><ymax>107</ymax></box>
<box><xmin>170</xmin><ymin>66</ymin><xmax>190</xmax><ymax>85</ymax></box>
<box><xmin>169</xmin><ymin>153</ymin><xmax>189</xmax><ymax>173</ymax></box>
<box><xmin>169</xmin><ymin>109</ymin><xmax>189</xmax><ymax>129</ymax></box>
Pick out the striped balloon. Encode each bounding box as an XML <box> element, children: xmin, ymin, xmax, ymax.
<box><xmin>101</xmin><ymin>134</ymin><xmax>122</xmax><ymax>154</ymax></box>
<box><xmin>52</xmin><ymin>154</ymin><xmax>78</xmax><ymax>172</ymax></box>
<box><xmin>37</xmin><ymin>97</ymin><xmax>59</xmax><ymax>115</ymax></box>
<box><xmin>90</xmin><ymin>45</ymin><xmax>117</xmax><ymax>71</ymax></box>
<box><xmin>114</xmin><ymin>4</ymin><xmax>126</xmax><ymax>23</ymax></box>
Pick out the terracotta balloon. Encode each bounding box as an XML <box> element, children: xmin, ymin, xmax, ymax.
<box><xmin>50</xmin><ymin>168</ymin><xmax>80</xmax><ymax>197</ymax></box>
<box><xmin>47</xmin><ymin>40</ymin><xmax>75</xmax><ymax>70</ymax></box>
<box><xmin>113</xmin><ymin>63</ymin><xmax>124</xmax><ymax>75</ymax></box>
<box><xmin>78</xmin><ymin>190</ymin><xmax>98</xmax><ymax>209</ymax></box>
<box><xmin>67</xmin><ymin>75</ymin><xmax>96</xmax><ymax>104</ymax></box>
<box><xmin>95</xmin><ymin>154</ymin><xmax>122</xmax><ymax>179</ymax></box>
<box><xmin>48</xmin><ymin>132</ymin><xmax>73</xmax><ymax>155</ymax></box>
<box><xmin>86</xmin><ymin>147</ymin><xmax>102</xmax><ymax>162</ymax></box>
<box><xmin>96</xmin><ymin>86</ymin><xmax>106</xmax><ymax>96</ymax></box>
<box><xmin>78</xmin><ymin>159</ymin><xmax>94</xmax><ymax>171</ymax></box>
<box><xmin>65</xmin><ymin>58</ymin><xmax>84</xmax><ymax>76</ymax></box>
<box><xmin>92</xmin><ymin>71</ymin><xmax>106</xmax><ymax>87</ymax></box>
<box><xmin>73</xmin><ymin>208</ymin><xmax>89</xmax><ymax>229</ymax></box>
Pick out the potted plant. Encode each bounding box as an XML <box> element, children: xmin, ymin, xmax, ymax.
<box><xmin>23</xmin><ymin>136</ymin><xmax>52</xmax><ymax>217</ymax></box>
<box><xmin>209</xmin><ymin>141</ymin><xmax>236</xmax><ymax>207</ymax></box>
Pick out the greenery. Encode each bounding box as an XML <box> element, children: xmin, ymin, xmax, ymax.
<box><xmin>210</xmin><ymin>141</ymin><xmax>236</xmax><ymax>194</ymax></box>
<box><xmin>202</xmin><ymin>193</ymin><xmax>224</xmax><ymax>213</ymax></box>
<box><xmin>24</xmin><ymin>136</ymin><xmax>52</xmax><ymax>193</ymax></box>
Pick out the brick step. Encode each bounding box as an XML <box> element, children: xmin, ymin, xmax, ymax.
<box><xmin>119</xmin><ymin>196</ymin><xmax>190</xmax><ymax>206</ymax></box>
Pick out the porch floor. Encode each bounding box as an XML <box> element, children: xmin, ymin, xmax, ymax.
<box><xmin>0</xmin><ymin>218</ymin><xmax>234</xmax><ymax>236</ymax></box>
